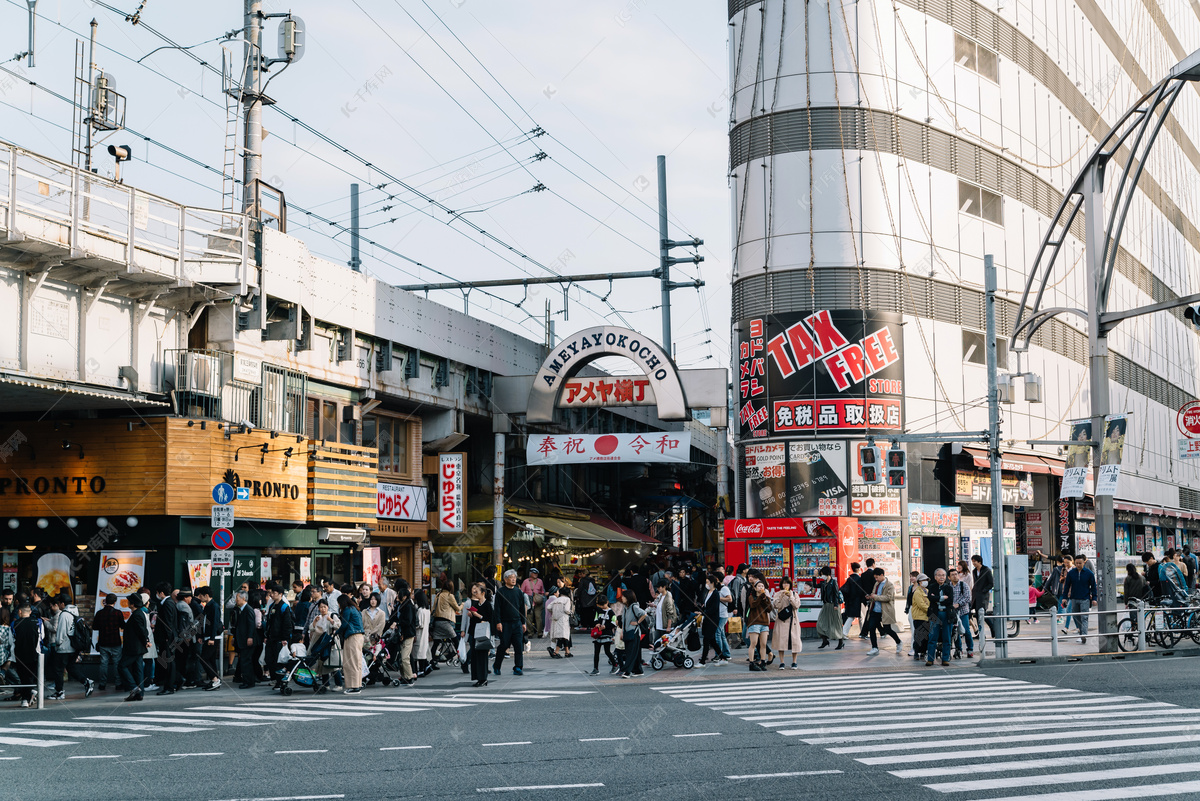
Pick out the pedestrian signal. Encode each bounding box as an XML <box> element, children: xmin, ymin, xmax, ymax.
<box><xmin>858</xmin><ymin>444</ymin><xmax>882</xmax><ymax>485</ymax></box>
<box><xmin>886</xmin><ymin>445</ymin><xmax>907</xmax><ymax>489</ymax></box>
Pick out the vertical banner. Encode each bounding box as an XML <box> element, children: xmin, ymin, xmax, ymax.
<box><xmin>299</xmin><ymin>557</ymin><xmax>312</xmax><ymax>586</ymax></box>
<box><xmin>1055</xmin><ymin>497</ymin><xmax>1076</xmax><ymax>556</ymax></box>
<box><xmin>233</xmin><ymin>556</ymin><xmax>258</xmax><ymax>590</ymax></box>
<box><xmin>744</xmin><ymin>442</ymin><xmax>787</xmax><ymax>517</ymax></box>
<box><xmin>857</xmin><ymin>520</ymin><xmax>904</xmax><ymax>584</ymax></box>
<box><xmin>259</xmin><ymin>557</ymin><xmax>272</xmax><ymax>588</ymax></box>
<box><xmin>439</xmin><ymin>452</ymin><xmax>465</xmax><ymax>533</ymax></box>
<box><xmin>1</xmin><ymin>551</ymin><xmax>16</xmax><ymax>592</ymax></box>
<box><xmin>96</xmin><ymin>551</ymin><xmax>146</xmax><ymax>620</ymax></box>
<box><xmin>187</xmin><ymin>560</ymin><xmax>212</xmax><ymax>591</ymax></box>
<box><xmin>362</xmin><ymin>546</ymin><xmax>382</xmax><ymax>588</ymax></box>
<box><xmin>1095</xmin><ymin>414</ymin><xmax>1128</xmax><ymax>496</ymax></box>
<box><xmin>1060</xmin><ymin>420</ymin><xmax>1092</xmax><ymax>499</ymax></box>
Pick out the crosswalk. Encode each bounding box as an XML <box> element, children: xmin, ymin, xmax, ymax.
<box><xmin>0</xmin><ymin>688</ymin><xmax>593</xmax><ymax>754</ymax></box>
<box><xmin>655</xmin><ymin>672</ymin><xmax>1200</xmax><ymax>800</ymax></box>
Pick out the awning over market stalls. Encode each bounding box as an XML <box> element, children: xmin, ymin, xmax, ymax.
<box><xmin>459</xmin><ymin>497</ymin><xmax>656</xmax><ymax>553</ymax></box>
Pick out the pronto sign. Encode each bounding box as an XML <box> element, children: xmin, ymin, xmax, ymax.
<box><xmin>526</xmin><ymin>326</ymin><xmax>689</xmax><ymax>423</ymax></box>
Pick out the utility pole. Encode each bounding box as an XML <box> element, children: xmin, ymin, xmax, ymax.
<box><xmin>84</xmin><ymin>19</ymin><xmax>97</xmax><ymax>173</ymax></box>
<box><xmin>242</xmin><ymin>0</ymin><xmax>264</xmax><ymax>218</ymax></box>
<box><xmin>985</xmin><ymin>254</ymin><xmax>1008</xmax><ymax>658</ymax></box>
<box><xmin>349</xmin><ymin>183</ymin><xmax>362</xmax><ymax>272</ymax></box>
<box><xmin>656</xmin><ymin>155</ymin><xmax>705</xmax><ymax>356</ymax></box>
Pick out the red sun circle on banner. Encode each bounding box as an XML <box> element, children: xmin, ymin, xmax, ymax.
<box><xmin>595</xmin><ymin>435</ymin><xmax>619</xmax><ymax>455</ymax></box>
<box><xmin>1178</xmin><ymin>401</ymin><xmax>1200</xmax><ymax>438</ymax></box>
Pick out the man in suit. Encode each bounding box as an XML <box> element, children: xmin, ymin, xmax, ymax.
<box><xmin>840</xmin><ymin>562</ymin><xmax>867</xmax><ymax>636</ymax></box>
<box><xmin>120</xmin><ymin>593</ymin><xmax>151</xmax><ymax>702</ymax></box>
<box><xmin>195</xmin><ymin>586</ymin><xmax>224</xmax><ymax>691</ymax></box>
<box><xmin>970</xmin><ymin>555</ymin><xmax>994</xmax><ymax>615</ymax></box>
<box><xmin>233</xmin><ymin>591</ymin><xmax>257</xmax><ymax>689</ymax></box>
<box><xmin>153</xmin><ymin>582</ymin><xmax>179</xmax><ymax>696</ymax></box>
<box><xmin>856</xmin><ymin>558</ymin><xmax>877</xmax><ymax>638</ymax></box>
<box><xmin>263</xmin><ymin>583</ymin><xmax>294</xmax><ymax>687</ymax></box>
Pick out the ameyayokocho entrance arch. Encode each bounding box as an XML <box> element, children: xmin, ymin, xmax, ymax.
<box><xmin>489</xmin><ymin>326</ymin><xmax>729</xmax><ymax>572</ymax></box>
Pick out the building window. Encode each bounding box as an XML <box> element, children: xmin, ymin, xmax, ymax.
<box><xmin>366</xmin><ymin>414</ymin><xmax>412</xmax><ymax>479</ymax></box>
<box><xmin>955</xmin><ymin>33</ymin><xmax>999</xmax><ymax>82</ymax></box>
<box><xmin>958</xmin><ymin>180</ymin><xmax>1003</xmax><ymax>225</ymax></box>
<box><xmin>962</xmin><ymin>329</ymin><xmax>1008</xmax><ymax>366</ymax></box>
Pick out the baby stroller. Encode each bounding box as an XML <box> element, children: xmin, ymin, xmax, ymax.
<box><xmin>365</xmin><ymin>636</ymin><xmax>400</xmax><ymax>687</ymax></box>
<box><xmin>649</xmin><ymin>616</ymin><xmax>701</xmax><ymax>670</ymax></box>
<box><xmin>279</xmin><ymin>637</ymin><xmax>330</xmax><ymax>696</ymax></box>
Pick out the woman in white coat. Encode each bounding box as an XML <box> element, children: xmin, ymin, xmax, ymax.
<box><xmin>412</xmin><ymin>590</ymin><xmax>433</xmax><ymax>677</ymax></box>
<box><xmin>545</xmin><ymin>586</ymin><xmax>574</xmax><ymax>658</ymax></box>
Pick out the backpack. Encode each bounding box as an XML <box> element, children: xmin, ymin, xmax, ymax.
<box><xmin>69</xmin><ymin>614</ymin><xmax>92</xmax><ymax>654</ymax></box>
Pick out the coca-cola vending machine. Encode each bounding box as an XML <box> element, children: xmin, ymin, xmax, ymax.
<box><xmin>723</xmin><ymin>517</ymin><xmax>857</xmax><ymax>627</ymax></box>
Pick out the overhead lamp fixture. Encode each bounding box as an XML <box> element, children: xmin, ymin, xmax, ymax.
<box><xmin>66</xmin><ymin>517</ymin><xmax>77</xmax><ymax>528</ymax></box>
<box><xmin>75</xmin><ymin>544</ymin><xmax>87</xmax><ymax>551</ymax></box>
<box><xmin>96</xmin><ymin>517</ymin><xmax>108</xmax><ymax>528</ymax></box>
<box><xmin>6</xmin><ymin>519</ymin><xmax>17</xmax><ymax>529</ymax></box>
<box><xmin>126</xmin><ymin>517</ymin><xmax>138</xmax><ymax>527</ymax></box>
<box><xmin>61</xmin><ymin>439</ymin><xmax>85</xmax><ymax>458</ymax></box>
<box><xmin>24</xmin><ymin>545</ymin><xmax>35</xmax><ymax>551</ymax></box>
<box><xmin>36</xmin><ymin>519</ymin><xmax>47</xmax><ymax>529</ymax></box>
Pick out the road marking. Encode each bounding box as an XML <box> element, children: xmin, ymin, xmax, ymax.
<box><xmin>275</xmin><ymin>749</ymin><xmax>328</xmax><ymax>754</ymax></box>
<box><xmin>480</xmin><ymin>741</ymin><xmax>532</xmax><ymax>747</ymax></box>
<box><xmin>12</xmin><ymin>721</ymin><xmax>210</xmax><ymax>733</ymax></box>
<box><xmin>0</xmin><ymin>757</ymin><xmax>21</xmax><ymax>760</ymax></box>
<box><xmin>890</xmin><ymin>747</ymin><xmax>1200</xmax><ymax>779</ymax></box>
<box><xmin>797</xmin><ymin>713</ymin><xmax>1170</xmax><ymax>743</ymax></box>
<box><xmin>829</xmin><ymin>723</ymin><xmax>1200</xmax><ymax>754</ymax></box>
<box><xmin>210</xmin><ymin>796</ymin><xmax>345</xmax><ymax>801</ymax></box>
<box><xmin>380</xmin><ymin>746</ymin><xmax>432</xmax><ymax>751</ymax></box>
<box><xmin>673</xmin><ymin>732</ymin><xmax>721</xmax><ymax>738</ymax></box>
<box><xmin>67</xmin><ymin>755</ymin><xmax>121</xmax><ymax>759</ymax></box>
<box><xmin>476</xmin><ymin>784</ymin><xmax>604</xmax><ymax>793</ymax></box>
<box><xmin>732</xmin><ymin>691</ymin><xmax>1115</xmax><ymax>719</ymax></box>
<box><xmin>171</xmin><ymin>752</ymin><xmax>225</xmax><ymax>757</ymax></box>
<box><xmin>81</xmin><ymin>716</ymin><xmax>273</xmax><ymax>728</ymax></box>
<box><xmin>856</xmin><ymin>733</ymin><xmax>1200</xmax><ymax>766</ymax></box>
<box><xmin>579</xmin><ymin>737</ymin><xmax>629</xmax><ymax>742</ymax></box>
<box><xmin>925</xmin><ymin>761</ymin><xmax>1200</xmax><ymax>793</ymax></box>
<box><xmin>0</xmin><ymin>735</ymin><xmax>77</xmax><ymax>747</ymax></box>
<box><xmin>667</xmin><ymin>679</ymin><xmax>1010</xmax><ymax>703</ymax></box>
<box><xmin>726</xmin><ymin>770</ymin><xmax>843</xmax><ymax>780</ymax></box>
<box><xmin>979</xmin><ymin>780</ymin><xmax>1200</xmax><ymax>801</ymax></box>
<box><xmin>698</xmin><ymin>686</ymin><xmax>1064</xmax><ymax>709</ymax></box>
<box><xmin>140</xmin><ymin>710</ymin><xmax>331</xmax><ymax>722</ymax></box>
<box><xmin>0</xmin><ymin>728</ymin><xmax>146</xmax><ymax>741</ymax></box>
<box><xmin>748</xmin><ymin>698</ymin><xmax>1162</xmax><ymax>724</ymax></box>
<box><xmin>212</xmin><ymin>704</ymin><xmax>378</xmax><ymax>717</ymax></box>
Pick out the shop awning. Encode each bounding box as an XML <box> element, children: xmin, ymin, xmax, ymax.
<box><xmin>1114</xmin><ymin>501</ymin><xmax>1200</xmax><ymax>521</ymax></box>
<box><xmin>963</xmin><ymin>447</ymin><xmax>1065</xmax><ymax>476</ymax></box>
<box><xmin>509</xmin><ymin>513</ymin><xmax>644</xmax><ymax>547</ymax></box>
<box><xmin>588</xmin><ymin>515</ymin><xmax>661</xmax><ymax>546</ymax></box>
<box><xmin>0</xmin><ymin>372</ymin><xmax>170</xmax><ymax>411</ymax></box>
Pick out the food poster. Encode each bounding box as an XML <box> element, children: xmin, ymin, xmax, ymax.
<box><xmin>300</xmin><ymin>557</ymin><xmax>312</xmax><ymax>586</ymax></box>
<box><xmin>362</xmin><ymin>547</ymin><xmax>382</xmax><ymax>588</ymax></box>
<box><xmin>96</xmin><ymin>551</ymin><xmax>146</xmax><ymax>620</ymax></box>
<box><xmin>744</xmin><ymin>442</ymin><xmax>787</xmax><ymax>517</ymax></box>
<box><xmin>856</xmin><ymin>520</ymin><xmax>904</xmax><ymax>587</ymax></box>
<box><xmin>36</xmin><ymin>553</ymin><xmax>74</xmax><ymax>601</ymax></box>
<box><xmin>188</xmin><ymin>560</ymin><xmax>213</xmax><ymax>591</ymax></box>
<box><xmin>2</xmin><ymin>551</ymin><xmax>16</xmax><ymax>592</ymax></box>
<box><xmin>259</xmin><ymin>557</ymin><xmax>272</xmax><ymax>588</ymax></box>
<box><xmin>747</xmin><ymin>542</ymin><xmax>787</xmax><ymax>581</ymax></box>
<box><xmin>787</xmin><ymin>441</ymin><xmax>848</xmax><ymax>516</ymax></box>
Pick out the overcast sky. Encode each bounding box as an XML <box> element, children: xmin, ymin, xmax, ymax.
<box><xmin>0</xmin><ymin>0</ymin><xmax>732</xmax><ymax>372</ymax></box>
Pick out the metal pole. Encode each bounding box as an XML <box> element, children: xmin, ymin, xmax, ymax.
<box><xmin>1137</xmin><ymin>599</ymin><xmax>1147</xmax><ymax>652</ymax></box>
<box><xmin>1050</xmin><ymin>618</ymin><xmax>1059</xmax><ymax>656</ymax></box>
<box><xmin>716</xmin><ymin>428</ymin><xmax>728</xmax><ymax>564</ymax></box>
<box><xmin>658</xmin><ymin>155</ymin><xmax>671</xmax><ymax>353</ymax></box>
<box><xmin>985</xmin><ymin>254</ymin><xmax>1007</xmax><ymax>658</ymax></box>
<box><xmin>84</xmin><ymin>19</ymin><xmax>96</xmax><ymax>173</ymax></box>
<box><xmin>242</xmin><ymin>0</ymin><xmax>264</xmax><ymax>217</ymax></box>
<box><xmin>36</xmin><ymin>648</ymin><xmax>44</xmax><ymax>709</ymax></box>
<box><xmin>26</xmin><ymin>1</ymin><xmax>37</xmax><ymax>67</ymax></box>
<box><xmin>349</xmin><ymin>183</ymin><xmax>361</xmax><ymax>272</ymax></box>
<box><xmin>217</xmin><ymin>566</ymin><xmax>225</xmax><ymax>681</ymax></box>
<box><xmin>493</xmin><ymin>432</ymin><xmax>505</xmax><ymax>577</ymax></box>
<box><xmin>1084</xmin><ymin>161</ymin><xmax>1117</xmax><ymax>652</ymax></box>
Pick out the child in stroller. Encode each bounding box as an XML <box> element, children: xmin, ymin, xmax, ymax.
<box><xmin>279</xmin><ymin>634</ymin><xmax>333</xmax><ymax>695</ymax></box>
<box><xmin>649</xmin><ymin>615</ymin><xmax>701</xmax><ymax>670</ymax></box>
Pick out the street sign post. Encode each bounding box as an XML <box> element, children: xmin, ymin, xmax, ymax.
<box><xmin>211</xmin><ymin>550</ymin><xmax>234</xmax><ymax>568</ymax></box>
<box><xmin>210</xmin><ymin>550</ymin><xmax>232</xmax><ymax>682</ymax></box>
<box><xmin>211</xmin><ymin>505</ymin><xmax>234</xmax><ymax>528</ymax></box>
<box><xmin>236</xmin><ymin>487</ymin><xmax>250</xmax><ymax>501</ymax></box>
<box><xmin>212</xmin><ymin>528</ymin><xmax>234</xmax><ymax>550</ymax></box>
<box><xmin>212</xmin><ymin>483</ymin><xmax>235</xmax><ymax>504</ymax></box>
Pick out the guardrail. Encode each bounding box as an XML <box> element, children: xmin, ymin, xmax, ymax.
<box><xmin>0</xmin><ymin>142</ymin><xmax>249</xmax><ymax>290</ymax></box>
<box><xmin>978</xmin><ymin>600</ymin><xmax>1200</xmax><ymax>657</ymax></box>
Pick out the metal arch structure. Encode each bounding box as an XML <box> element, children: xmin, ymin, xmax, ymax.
<box><xmin>1010</xmin><ymin>48</ymin><xmax>1200</xmax><ymax>652</ymax></box>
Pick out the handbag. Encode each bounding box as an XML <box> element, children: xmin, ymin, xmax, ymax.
<box><xmin>590</xmin><ymin>625</ymin><xmax>603</xmax><ymax>639</ymax></box>
<box><xmin>326</xmin><ymin>645</ymin><xmax>343</xmax><ymax>668</ymax></box>
<box><xmin>777</xmin><ymin>604</ymin><xmax>793</xmax><ymax>622</ymax></box>
<box><xmin>727</xmin><ymin>616</ymin><xmax>743</xmax><ymax>634</ymax></box>
<box><xmin>473</xmin><ymin>636</ymin><xmax>492</xmax><ymax>651</ymax></box>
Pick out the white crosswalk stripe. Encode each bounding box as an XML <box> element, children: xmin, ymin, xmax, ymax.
<box><xmin>657</xmin><ymin>672</ymin><xmax>1200</xmax><ymax>800</ymax></box>
<box><xmin>0</xmin><ymin>687</ymin><xmax>592</xmax><ymax>751</ymax></box>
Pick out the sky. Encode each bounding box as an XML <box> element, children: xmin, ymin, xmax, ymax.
<box><xmin>0</xmin><ymin>0</ymin><xmax>733</xmax><ymax>372</ymax></box>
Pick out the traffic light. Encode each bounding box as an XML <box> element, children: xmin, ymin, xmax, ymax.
<box><xmin>886</xmin><ymin>445</ymin><xmax>907</xmax><ymax>489</ymax></box>
<box><xmin>1186</xmin><ymin>306</ymin><xmax>1200</xmax><ymax>328</ymax></box>
<box><xmin>858</xmin><ymin>444</ymin><xmax>882</xmax><ymax>485</ymax></box>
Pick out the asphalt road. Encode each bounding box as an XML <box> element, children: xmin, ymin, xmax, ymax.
<box><xmin>5</xmin><ymin>651</ymin><xmax>1200</xmax><ymax>801</ymax></box>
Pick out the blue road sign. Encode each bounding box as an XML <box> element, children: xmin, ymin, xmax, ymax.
<box><xmin>236</xmin><ymin>487</ymin><xmax>250</xmax><ymax>501</ymax></box>
<box><xmin>212</xmin><ymin>483</ymin><xmax>235</xmax><ymax>504</ymax></box>
<box><xmin>212</xmin><ymin>528</ymin><xmax>234</xmax><ymax>550</ymax></box>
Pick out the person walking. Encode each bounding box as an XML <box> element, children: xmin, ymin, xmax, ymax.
<box><xmin>970</xmin><ymin>555</ymin><xmax>994</xmax><ymax>635</ymax></box>
<box><xmin>119</xmin><ymin>593</ymin><xmax>150</xmax><ymax>702</ymax></box>
<box><xmin>362</xmin><ymin>592</ymin><xmax>386</xmax><ymax>643</ymax></box>
<box><xmin>840</xmin><ymin>563</ymin><xmax>867</xmax><ymax>637</ymax></box>
<box><xmin>390</xmin><ymin>586</ymin><xmax>417</xmax><ymax>686</ymax></box>
<box><xmin>1064</xmin><ymin>554</ymin><xmax>1098</xmax><ymax>642</ymax></box>
<box><xmin>925</xmin><ymin>568</ymin><xmax>955</xmax><ymax>666</ymax></box>
<box><xmin>590</xmin><ymin>596</ymin><xmax>618</xmax><ymax>675</ymax></box>
<box><xmin>745</xmin><ymin>580</ymin><xmax>773</xmax><ymax>671</ymax></box>
<box><xmin>308</xmin><ymin>598</ymin><xmax>339</xmax><ymax>692</ymax></box>
<box><xmin>546</xmin><ymin>586</ymin><xmax>574</xmax><ymax>659</ymax></box>
<box><xmin>856</xmin><ymin>559</ymin><xmax>877</xmax><ymax>639</ymax></box>
<box><xmin>467</xmin><ymin>583</ymin><xmax>493</xmax><ymax>687</ymax></box>
<box><xmin>948</xmin><ymin>568</ymin><xmax>974</xmax><ymax>659</ymax></box>
<box><xmin>618</xmin><ymin>590</ymin><xmax>648</xmax><ymax>679</ymax></box>
<box><xmin>232</xmin><ymin>591</ymin><xmax>257</xmax><ymax>689</ymax></box>
<box><xmin>575</xmin><ymin>567</ymin><xmax>598</xmax><ymax>630</ymax></box>
<box><xmin>910</xmin><ymin>573</ymin><xmax>930</xmax><ymax>660</ymax></box>
<box><xmin>93</xmin><ymin>593</ymin><xmax>124</xmax><ymax>692</ymax></box>
<box><xmin>520</xmin><ymin>569</ymin><xmax>545</xmax><ymax>635</ymax></box>
<box><xmin>727</xmin><ymin>565</ymin><xmax>749</xmax><ymax>650</ymax></box>
<box><xmin>652</xmin><ymin>578</ymin><xmax>677</xmax><ymax>642</ymax></box>
<box><xmin>815</xmin><ymin>566</ymin><xmax>845</xmax><ymax>649</ymax></box>
<box><xmin>697</xmin><ymin>574</ymin><xmax>723</xmax><ymax>665</ymax></box>
<box><xmin>195</xmin><ymin>586</ymin><xmax>223</xmax><ymax>690</ymax></box>
<box><xmin>863</xmin><ymin>567</ymin><xmax>903</xmax><ymax>655</ymax></box>
<box><xmin>492</xmin><ymin>570</ymin><xmax>527</xmax><ymax>676</ymax></box>
<box><xmin>46</xmin><ymin>595</ymin><xmax>94</xmax><ymax>700</ymax></box>
<box><xmin>153</xmin><ymin>583</ymin><xmax>179</xmax><ymax>695</ymax></box>
<box><xmin>413</xmin><ymin>590</ymin><xmax>432</xmax><ymax>678</ymax></box>
<box><xmin>175</xmin><ymin>589</ymin><xmax>198</xmax><ymax>688</ymax></box>
<box><xmin>264</xmin><ymin>584</ymin><xmax>294</xmax><ymax>687</ymax></box>
<box><xmin>12</xmin><ymin>603</ymin><xmax>40</xmax><ymax>707</ymax></box>
<box><xmin>771</xmin><ymin>578</ymin><xmax>803</xmax><ymax>668</ymax></box>
<box><xmin>335</xmin><ymin>595</ymin><xmax>364</xmax><ymax>694</ymax></box>
<box><xmin>0</xmin><ymin>608</ymin><xmax>14</xmax><ymax>693</ymax></box>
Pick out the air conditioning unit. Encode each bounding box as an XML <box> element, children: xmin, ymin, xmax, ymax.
<box><xmin>318</xmin><ymin>527</ymin><xmax>367</xmax><ymax>543</ymax></box>
<box><xmin>181</xmin><ymin>352</ymin><xmax>222</xmax><ymax>397</ymax></box>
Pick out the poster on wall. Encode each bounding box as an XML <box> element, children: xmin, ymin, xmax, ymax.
<box><xmin>908</xmin><ymin>504</ymin><xmax>961</xmax><ymax>539</ymax></box>
<box><xmin>233</xmin><ymin>556</ymin><xmax>257</xmax><ymax>590</ymax></box>
<box><xmin>259</xmin><ymin>557</ymin><xmax>272</xmax><ymax>588</ymax></box>
<box><xmin>850</xmin><ymin>441</ymin><xmax>901</xmax><ymax>517</ymax></box>
<box><xmin>787</xmin><ymin>441</ymin><xmax>848</xmax><ymax>517</ymax></box>
<box><xmin>1025</xmin><ymin>511</ymin><xmax>1046</xmax><ymax>552</ymax></box>
<box><xmin>96</xmin><ymin>551</ymin><xmax>146</xmax><ymax>620</ymax></box>
<box><xmin>1095</xmin><ymin>414</ymin><xmax>1128</xmax><ymax>496</ymax></box>
<box><xmin>1</xmin><ymin>551</ymin><xmax>16</xmax><ymax>592</ymax></box>
<box><xmin>1061</xmin><ymin>420</ymin><xmax>1092</xmax><ymax>499</ymax></box>
<box><xmin>736</xmin><ymin>318</ymin><xmax>769</xmax><ymax>439</ymax></box>
<box><xmin>300</xmin><ymin>557</ymin><xmax>312</xmax><ymax>586</ymax></box>
<box><xmin>954</xmin><ymin>470</ymin><xmax>1033</xmax><ymax>505</ymax></box>
<box><xmin>362</xmin><ymin>546</ymin><xmax>382</xmax><ymax>588</ymax></box>
<box><xmin>744</xmin><ymin>442</ymin><xmax>787</xmax><ymax>518</ymax></box>
<box><xmin>36</xmin><ymin>553</ymin><xmax>74</xmax><ymax>601</ymax></box>
<box><xmin>187</xmin><ymin>560</ymin><xmax>212</xmax><ymax>591</ymax></box>
<box><xmin>1055</xmin><ymin>498</ymin><xmax>1075</xmax><ymax>556</ymax></box>
<box><xmin>855</xmin><ymin>520</ymin><xmax>904</xmax><ymax>584</ymax></box>
<box><xmin>438</xmin><ymin>452</ymin><xmax>465</xmax><ymax>533</ymax></box>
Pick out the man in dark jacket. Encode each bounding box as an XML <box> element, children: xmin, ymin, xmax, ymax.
<box><xmin>856</xmin><ymin>559</ymin><xmax>877</xmax><ymax>638</ymax></box>
<box><xmin>492</xmin><ymin>569</ymin><xmax>526</xmax><ymax>676</ymax></box>
<box><xmin>389</xmin><ymin>586</ymin><xmax>417</xmax><ymax>685</ymax></box>
<box><xmin>12</xmin><ymin>602</ymin><xmax>40</xmax><ymax>707</ymax></box>
<box><xmin>195</xmin><ymin>586</ymin><xmax>224</xmax><ymax>690</ymax></box>
<box><xmin>1143</xmin><ymin>552</ymin><xmax>1164</xmax><ymax>599</ymax></box>
<box><xmin>232</xmin><ymin>591</ymin><xmax>257</xmax><ymax>689</ymax></box>
<box><xmin>263</xmin><ymin>584</ymin><xmax>294</xmax><ymax>686</ymax></box>
<box><xmin>93</xmin><ymin>593</ymin><xmax>125</xmax><ymax>692</ymax></box>
<box><xmin>925</xmin><ymin>568</ymin><xmax>956</xmax><ymax>666</ymax></box>
<box><xmin>153</xmin><ymin>583</ymin><xmax>179</xmax><ymax>695</ymax></box>
<box><xmin>576</xmin><ymin>567</ymin><xmax>598</xmax><ymax>630</ymax></box>
<box><xmin>840</xmin><ymin>563</ymin><xmax>867</xmax><ymax>636</ymax></box>
<box><xmin>970</xmin><ymin>555</ymin><xmax>994</xmax><ymax>613</ymax></box>
<box><xmin>176</xmin><ymin>589</ymin><xmax>200</xmax><ymax>688</ymax></box>
<box><xmin>119</xmin><ymin>593</ymin><xmax>150</xmax><ymax>701</ymax></box>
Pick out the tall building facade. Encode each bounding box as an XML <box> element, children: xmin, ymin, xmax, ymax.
<box><xmin>729</xmin><ymin>0</ymin><xmax>1200</xmax><ymax>582</ymax></box>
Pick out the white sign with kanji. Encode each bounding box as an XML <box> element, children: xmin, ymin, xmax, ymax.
<box><xmin>526</xmin><ymin>432</ymin><xmax>692</xmax><ymax>465</ymax></box>
<box><xmin>557</xmin><ymin>376</ymin><xmax>657</xmax><ymax>408</ymax></box>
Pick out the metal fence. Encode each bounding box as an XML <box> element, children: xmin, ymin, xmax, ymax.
<box><xmin>979</xmin><ymin>601</ymin><xmax>1200</xmax><ymax>657</ymax></box>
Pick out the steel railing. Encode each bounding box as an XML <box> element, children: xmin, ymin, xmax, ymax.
<box><xmin>976</xmin><ymin>600</ymin><xmax>1200</xmax><ymax>656</ymax></box>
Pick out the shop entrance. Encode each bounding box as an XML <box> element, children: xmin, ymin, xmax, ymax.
<box><xmin>922</xmin><ymin>536</ymin><xmax>948</xmax><ymax>576</ymax></box>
